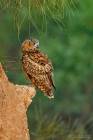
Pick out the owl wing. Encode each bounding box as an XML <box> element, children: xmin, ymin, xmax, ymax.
<box><xmin>29</xmin><ymin>51</ymin><xmax>56</xmax><ymax>89</ymax></box>
<box><xmin>22</xmin><ymin>53</ymin><xmax>55</xmax><ymax>98</ymax></box>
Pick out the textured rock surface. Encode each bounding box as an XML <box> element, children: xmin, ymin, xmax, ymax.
<box><xmin>0</xmin><ymin>63</ymin><xmax>36</xmax><ymax>140</ymax></box>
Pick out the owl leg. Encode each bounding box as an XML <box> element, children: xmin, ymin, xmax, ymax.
<box><xmin>26</xmin><ymin>74</ymin><xmax>35</xmax><ymax>88</ymax></box>
<box><xmin>31</xmin><ymin>79</ymin><xmax>36</xmax><ymax>88</ymax></box>
<box><xmin>27</xmin><ymin>83</ymin><xmax>35</xmax><ymax>89</ymax></box>
<box><xmin>31</xmin><ymin>84</ymin><xmax>35</xmax><ymax>88</ymax></box>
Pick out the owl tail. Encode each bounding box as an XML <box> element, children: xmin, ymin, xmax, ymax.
<box><xmin>47</xmin><ymin>92</ymin><xmax>54</xmax><ymax>99</ymax></box>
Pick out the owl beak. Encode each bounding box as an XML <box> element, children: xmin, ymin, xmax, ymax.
<box><xmin>34</xmin><ymin>42</ymin><xmax>39</xmax><ymax>48</ymax></box>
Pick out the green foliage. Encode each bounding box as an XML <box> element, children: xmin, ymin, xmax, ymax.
<box><xmin>28</xmin><ymin>106</ymin><xmax>92</xmax><ymax>140</ymax></box>
<box><xmin>0</xmin><ymin>0</ymin><xmax>79</xmax><ymax>33</ymax></box>
<box><xmin>0</xmin><ymin>0</ymin><xmax>93</xmax><ymax>114</ymax></box>
<box><xmin>0</xmin><ymin>0</ymin><xmax>93</xmax><ymax>139</ymax></box>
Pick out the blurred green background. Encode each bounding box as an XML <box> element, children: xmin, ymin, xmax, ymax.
<box><xmin>0</xmin><ymin>0</ymin><xmax>93</xmax><ymax>139</ymax></box>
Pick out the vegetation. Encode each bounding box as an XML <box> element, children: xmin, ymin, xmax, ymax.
<box><xmin>0</xmin><ymin>0</ymin><xmax>93</xmax><ymax>139</ymax></box>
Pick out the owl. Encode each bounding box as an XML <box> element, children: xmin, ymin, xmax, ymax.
<box><xmin>21</xmin><ymin>38</ymin><xmax>55</xmax><ymax>99</ymax></box>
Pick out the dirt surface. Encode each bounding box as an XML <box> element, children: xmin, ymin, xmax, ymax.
<box><xmin>0</xmin><ymin>63</ymin><xmax>36</xmax><ymax>140</ymax></box>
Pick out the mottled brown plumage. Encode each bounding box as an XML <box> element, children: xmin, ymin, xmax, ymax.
<box><xmin>21</xmin><ymin>38</ymin><xmax>55</xmax><ymax>99</ymax></box>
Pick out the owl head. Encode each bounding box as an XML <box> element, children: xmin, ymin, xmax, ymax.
<box><xmin>22</xmin><ymin>38</ymin><xmax>39</xmax><ymax>52</ymax></box>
